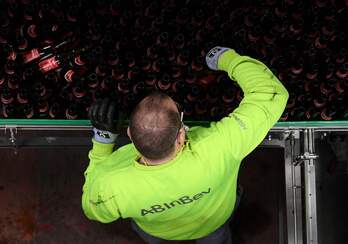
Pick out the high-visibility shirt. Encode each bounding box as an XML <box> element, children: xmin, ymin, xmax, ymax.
<box><xmin>82</xmin><ymin>50</ymin><xmax>289</xmax><ymax>240</ymax></box>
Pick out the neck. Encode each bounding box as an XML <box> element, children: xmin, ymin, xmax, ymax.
<box><xmin>141</xmin><ymin>151</ymin><xmax>175</xmax><ymax>166</ymax></box>
<box><xmin>140</xmin><ymin>143</ymin><xmax>183</xmax><ymax>166</ymax></box>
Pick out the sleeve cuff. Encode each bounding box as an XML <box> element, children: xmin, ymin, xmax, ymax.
<box><xmin>91</xmin><ymin>139</ymin><xmax>115</xmax><ymax>154</ymax></box>
<box><xmin>217</xmin><ymin>49</ymin><xmax>240</xmax><ymax>72</ymax></box>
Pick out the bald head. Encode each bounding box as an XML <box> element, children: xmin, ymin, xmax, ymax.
<box><xmin>129</xmin><ymin>92</ymin><xmax>181</xmax><ymax>160</ymax></box>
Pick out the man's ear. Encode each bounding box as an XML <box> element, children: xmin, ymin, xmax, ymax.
<box><xmin>177</xmin><ymin>127</ymin><xmax>186</xmax><ymax>145</ymax></box>
<box><xmin>127</xmin><ymin>127</ymin><xmax>132</xmax><ymax>140</ymax></box>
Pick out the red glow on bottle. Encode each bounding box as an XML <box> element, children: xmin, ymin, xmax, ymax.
<box><xmin>39</xmin><ymin>56</ymin><xmax>60</xmax><ymax>73</ymax></box>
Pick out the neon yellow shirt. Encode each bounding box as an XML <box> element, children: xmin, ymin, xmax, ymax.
<box><xmin>81</xmin><ymin>50</ymin><xmax>289</xmax><ymax>240</ymax></box>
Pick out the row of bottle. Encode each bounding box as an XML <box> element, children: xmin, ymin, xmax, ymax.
<box><xmin>2</xmin><ymin>97</ymin><xmax>348</xmax><ymax>121</ymax></box>
<box><xmin>0</xmin><ymin>0</ymin><xmax>347</xmax><ymax>121</ymax></box>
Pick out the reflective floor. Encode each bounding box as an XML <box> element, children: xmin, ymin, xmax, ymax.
<box><xmin>0</xmin><ymin>144</ymin><xmax>285</xmax><ymax>244</ymax></box>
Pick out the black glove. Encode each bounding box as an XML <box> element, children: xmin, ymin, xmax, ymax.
<box><xmin>89</xmin><ymin>98</ymin><xmax>122</xmax><ymax>143</ymax></box>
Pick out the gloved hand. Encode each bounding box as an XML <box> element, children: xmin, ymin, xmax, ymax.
<box><xmin>205</xmin><ymin>46</ymin><xmax>234</xmax><ymax>71</ymax></box>
<box><xmin>89</xmin><ymin>98</ymin><xmax>122</xmax><ymax>144</ymax></box>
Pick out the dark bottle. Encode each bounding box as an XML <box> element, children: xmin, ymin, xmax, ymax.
<box><xmin>305</xmin><ymin>107</ymin><xmax>321</xmax><ymax>121</ymax></box>
<box><xmin>0</xmin><ymin>70</ymin><xmax>5</xmax><ymax>86</ymax></box>
<box><xmin>290</xmin><ymin>58</ymin><xmax>304</xmax><ymax>75</ymax></box>
<box><xmin>45</xmin><ymin>72</ymin><xmax>60</xmax><ymax>86</ymax></box>
<box><xmin>280</xmin><ymin>109</ymin><xmax>289</xmax><ymax>121</ymax></box>
<box><xmin>95</xmin><ymin>63</ymin><xmax>109</xmax><ymax>77</ymax></box>
<box><xmin>187</xmin><ymin>84</ymin><xmax>203</xmax><ymax>102</ymax></box>
<box><xmin>334</xmin><ymin>80</ymin><xmax>345</xmax><ymax>94</ymax></box>
<box><xmin>152</xmin><ymin>58</ymin><xmax>167</xmax><ymax>73</ymax></box>
<box><xmin>321</xmin><ymin>20</ymin><xmax>337</xmax><ymax>37</ymax></box>
<box><xmin>112</xmin><ymin>63</ymin><xmax>125</xmax><ymax>81</ymax></box>
<box><xmin>17</xmin><ymin>88</ymin><xmax>29</xmax><ymax>104</ymax></box>
<box><xmin>157</xmin><ymin>73</ymin><xmax>171</xmax><ymax>91</ymax></box>
<box><xmin>91</xmin><ymin>90</ymin><xmax>104</xmax><ymax>103</ymax></box>
<box><xmin>176</xmin><ymin>7</ymin><xmax>189</xmax><ymax>25</ymax></box>
<box><xmin>170</xmin><ymin>65</ymin><xmax>182</xmax><ymax>79</ymax></box>
<box><xmin>60</xmin><ymin>66</ymin><xmax>79</xmax><ymax>83</ymax></box>
<box><xmin>117</xmin><ymin>80</ymin><xmax>131</xmax><ymax>94</ymax></box>
<box><xmin>7</xmin><ymin>74</ymin><xmax>19</xmax><ymax>90</ymax></box>
<box><xmin>49</xmin><ymin>102</ymin><xmax>61</xmax><ymax>119</ymax></box>
<box><xmin>210</xmin><ymin>105</ymin><xmax>224</xmax><ymax>119</ymax></box>
<box><xmin>297</xmin><ymin>92</ymin><xmax>313</xmax><ymax>106</ymax></box>
<box><xmin>38</xmin><ymin>53</ymin><xmax>72</xmax><ymax>74</ymax></box>
<box><xmin>236</xmin><ymin>89</ymin><xmax>243</xmax><ymax>102</ymax></box>
<box><xmin>20</xmin><ymin>23</ymin><xmax>38</xmax><ymax>40</ymax></box>
<box><xmin>306</xmin><ymin>63</ymin><xmax>319</xmax><ymax>80</ymax></box>
<box><xmin>184</xmin><ymin>71</ymin><xmax>197</xmax><ymax>85</ymax></box>
<box><xmin>132</xmin><ymin>81</ymin><xmax>147</xmax><ymax>95</ymax></box>
<box><xmin>335</xmin><ymin>62</ymin><xmax>348</xmax><ymax>79</ymax></box>
<box><xmin>290</xmin><ymin>106</ymin><xmax>308</xmax><ymax>121</ymax></box>
<box><xmin>144</xmin><ymin>72</ymin><xmax>157</xmax><ymax>86</ymax></box>
<box><xmin>65</xmin><ymin>104</ymin><xmax>79</xmax><ymax>120</ymax></box>
<box><xmin>172</xmin><ymin>33</ymin><xmax>185</xmax><ymax>50</ymax></box>
<box><xmin>125</xmin><ymin>52</ymin><xmax>136</xmax><ymax>68</ymax></box>
<box><xmin>195</xmin><ymin>100</ymin><xmax>208</xmax><ymax>115</ymax></box>
<box><xmin>74</xmin><ymin>52</ymin><xmax>89</xmax><ymax>67</ymax></box>
<box><xmin>182</xmin><ymin>101</ymin><xmax>194</xmax><ymax>116</ymax></box>
<box><xmin>337</xmin><ymin>108</ymin><xmax>348</xmax><ymax>120</ymax></box>
<box><xmin>156</xmin><ymin>32</ymin><xmax>169</xmax><ymax>47</ymax></box>
<box><xmin>247</xmin><ymin>26</ymin><xmax>262</xmax><ymax>43</ymax></box>
<box><xmin>22</xmin><ymin>39</ymin><xmax>71</xmax><ymax>64</ymax></box>
<box><xmin>127</xmin><ymin>66</ymin><xmax>140</xmax><ymax>80</ymax></box>
<box><xmin>198</xmin><ymin>72</ymin><xmax>216</xmax><ymax>87</ymax></box>
<box><xmin>16</xmin><ymin>36</ymin><xmax>29</xmax><ymax>52</ymax></box>
<box><xmin>172</xmin><ymin>79</ymin><xmax>188</xmax><ymax>94</ymax></box>
<box><xmin>37</xmin><ymin>100</ymin><xmax>49</xmax><ymax>118</ymax></box>
<box><xmin>32</xmin><ymin>82</ymin><xmax>47</xmax><ymax>100</ymax></box>
<box><xmin>106</xmin><ymin>49</ymin><xmax>120</xmax><ymax>66</ymax></box>
<box><xmin>72</xmin><ymin>82</ymin><xmax>87</xmax><ymax>100</ymax></box>
<box><xmin>192</xmin><ymin>9</ymin><xmax>205</xmax><ymax>27</ymax></box>
<box><xmin>22</xmin><ymin>67</ymin><xmax>35</xmax><ymax>82</ymax></box>
<box><xmin>87</xmin><ymin>73</ymin><xmax>99</xmax><ymax>88</ymax></box>
<box><xmin>177</xmin><ymin>50</ymin><xmax>190</xmax><ymax>66</ymax></box>
<box><xmin>335</xmin><ymin>48</ymin><xmax>347</xmax><ymax>64</ymax></box>
<box><xmin>4</xmin><ymin>60</ymin><xmax>16</xmax><ymax>75</ymax></box>
<box><xmin>1</xmin><ymin>104</ymin><xmax>15</xmax><ymax>118</ymax></box>
<box><xmin>321</xmin><ymin>106</ymin><xmax>337</xmax><ymax>121</ymax></box>
<box><xmin>1</xmin><ymin>87</ymin><xmax>14</xmax><ymax>104</ymax></box>
<box><xmin>140</xmin><ymin>56</ymin><xmax>152</xmax><ymax>72</ymax></box>
<box><xmin>151</xmin><ymin>16</ymin><xmax>164</xmax><ymax>31</ymax></box>
<box><xmin>314</xmin><ymin>34</ymin><xmax>330</xmax><ymax>49</ymax></box>
<box><xmin>146</xmin><ymin>44</ymin><xmax>160</xmax><ymax>60</ymax></box>
<box><xmin>23</xmin><ymin>104</ymin><xmax>35</xmax><ymax>119</ymax></box>
<box><xmin>101</xmin><ymin>76</ymin><xmax>115</xmax><ymax>91</ymax></box>
<box><xmin>313</xmin><ymin>93</ymin><xmax>327</xmax><ymax>109</ymax></box>
<box><xmin>324</xmin><ymin>63</ymin><xmax>335</xmax><ymax>80</ymax></box>
<box><xmin>205</xmin><ymin>15</ymin><xmax>221</xmax><ymax>31</ymax></box>
<box><xmin>222</xmin><ymin>87</ymin><xmax>235</xmax><ymax>104</ymax></box>
<box><xmin>206</xmin><ymin>86</ymin><xmax>219</xmax><ymax>104</ymax></box>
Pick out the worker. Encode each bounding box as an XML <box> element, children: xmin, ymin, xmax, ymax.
<box><xmin>82</xmin><ymin>46</ymin><xmax>289</xmax><ymax>243</ymax></box>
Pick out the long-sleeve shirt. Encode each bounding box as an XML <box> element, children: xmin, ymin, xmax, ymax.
<box><xmin>81</xmin><ymin>50</ymin><xmax>289</xmax><ymax>240</ymax></box>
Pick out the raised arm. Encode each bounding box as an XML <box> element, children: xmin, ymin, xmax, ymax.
<box><xmin>206</xmin><ymin>47</ymin><xmax>289</xmax><ymax>161</ymax></box>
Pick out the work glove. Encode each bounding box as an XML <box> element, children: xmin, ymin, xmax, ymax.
<box><xmin>89</xmin><ymin>98</ymin><xmax>123</xmax><ymax>144</ymax></box>
<box><xmin>205</xmin><ymin>46</ymin><xmax>235</xmax><ymax>71</ymax></box>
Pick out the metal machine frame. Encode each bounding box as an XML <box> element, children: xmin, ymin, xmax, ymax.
<box><xmin>1</xmin><ymin>119</ymin><xmax>348</xmax><ymax>244</ymax></box>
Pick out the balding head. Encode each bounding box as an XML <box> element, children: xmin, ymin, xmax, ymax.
<box><xmin>129</xmin><ymin>91</ymin><xmax>182</xmax><ymax>160</ymax></box>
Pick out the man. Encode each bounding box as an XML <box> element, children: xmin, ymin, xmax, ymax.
<box><xmin>82</xmin><ymin>47</ymin><xmax>289</xmax><ymax>243</ymax></box>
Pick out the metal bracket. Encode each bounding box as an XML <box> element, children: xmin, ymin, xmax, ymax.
<box><xmin>4</xmin><ymin>125</ymin><xmax>19</xmax><ymax>154</ymax></box>
<box><xmin>294</xmin><ymin>152</ymin><xmax>319</xmax><ymax>166</ymax></box>
<box><xmin>285</xmin><ymin>130</ymin><xmax>300</xmax><ymax>140</ymax></box>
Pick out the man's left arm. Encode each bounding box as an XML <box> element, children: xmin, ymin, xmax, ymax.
<box><xmin>81</xmin><ymin>99</ymin><xmax>122</xmax><ymax>223</ymax></box>
<box><xmin>82</xmin><ymin>140</ymin><xmax>121</xmax><ymax>223</ymax></box>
